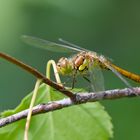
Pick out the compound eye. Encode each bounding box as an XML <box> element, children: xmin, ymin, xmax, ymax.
<box><xmin>57</xmin><ymin>57</ymin><xmax>68</xmax><ymax>68</ymax></box>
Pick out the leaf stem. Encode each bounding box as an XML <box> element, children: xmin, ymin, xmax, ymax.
<box><xmin>24</xmin><ymin>79</ymin><xmax>42</xmax><ymax>140</ymax></box>
<box><xmin>46</xmin><ymin>60</ymin><xmax>62</xmax><ymax>92</ymax></box>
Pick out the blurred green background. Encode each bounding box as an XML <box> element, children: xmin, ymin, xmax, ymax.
<box><xmin>0</xmin><ymin>0</ymin><xmax>140</xmax><ymax>139</ymax></box>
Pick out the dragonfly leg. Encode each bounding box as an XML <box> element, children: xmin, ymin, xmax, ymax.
<box><xmin>71</xmin><ymin>70</ymin><xmax>77</xmax><ymax>89</ymax></box>
<box><xmin>82</xmin><ymin>76</ymin><xmax>92</xmax><ymax>92</ymax></box>
<box><xmin>83</xmin><ymin>75</ymin><xmax>91</xmax><ymax>83</ymax></box>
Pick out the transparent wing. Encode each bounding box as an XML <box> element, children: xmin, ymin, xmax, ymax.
<box><xmin>98</xmin><ymin>57</ymin><xmax>131</xmax><ymax>87</ymax></box>
<box><xmin>59</xmin><ymin>38</ymin><xmax>89</xmax><ymax>52</ymax></box>
<box><xmin>88</xmin><ymin>62</ymin><xmax>105</xmax><ymax>92</ymax></box>
<box><xmin>105</xmin><ymin>62</ymin><xmax>131</xmax><ymax>87</ymax></box>
<box><xmin>21</xmin><ymin>35</ymin><xmax>82</xmax><ymax>53</ymax></box>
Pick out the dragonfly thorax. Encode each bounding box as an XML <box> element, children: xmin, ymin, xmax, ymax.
<box><xmin>56</xmin><ymin>51</ymin><xmax>106</xmax><ymax>76</ymax></box>
<box><xmin>73</xmin><ymin>51</ymin><xmax>94</xmax><ymax>71</ymax></box>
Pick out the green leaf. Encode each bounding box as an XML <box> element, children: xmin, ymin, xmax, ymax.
<box><xmin>0</xmin><ymin>84</ymin><xmax>113</xmax><ymax>140</ymax></box>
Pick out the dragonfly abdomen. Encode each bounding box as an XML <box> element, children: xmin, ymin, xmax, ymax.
<box><xmin>111</xmin><ymin>64</ymin><xmax>140</xmax><ymax>83</ymax></box>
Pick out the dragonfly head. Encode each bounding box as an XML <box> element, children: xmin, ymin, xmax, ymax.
<box><xmin>57</xmin><ymin>57</ymin><xmax>73</xmax><ymax>75</ymax></box>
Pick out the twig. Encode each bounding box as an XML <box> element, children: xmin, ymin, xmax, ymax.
<box><xmin>0</xmin><ymin>52</ymin><xmax>75</xmax><ymax>100</ymax></box>
<box><xmin>0</xmin><ymin>87</ymin><xmax>139</xmax><ymax>128</ymax></box>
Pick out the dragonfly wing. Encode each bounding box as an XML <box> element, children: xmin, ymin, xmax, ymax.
<box><xmin>59</xmin><ymin>38</ymin><xmax>89</xmax><ymax>52</ymax></box>
<box><xmin>21</xmin><ymin>35</ymin><xmax>81</xmax><ymax>53</ymax></box>
<box><xmin>105</xmin><ymin>62</ymin><xmax>131</xmax><ymax>87</ymax></box>
<box><xmin>88</xmin><ymin>62</ymin><xmax>105</xmax><ymax>92</ymax></box>
<box><xmin>98</xmin><ymin>56</ymin><xmax>131</xmax><ymax>87</ymax></box>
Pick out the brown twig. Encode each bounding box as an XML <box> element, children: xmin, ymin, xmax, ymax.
<box><xmin>0</xmin><ymin>87</ymin><xmax>139</xmax><ymax>128</ymax></box>
<box><xmin>0</xmin><ymin>52</ymin><xmax>75</xmax><ymax>100</ymax></box>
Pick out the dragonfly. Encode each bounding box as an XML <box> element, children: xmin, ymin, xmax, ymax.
<box><xmin>22</xmin><ymin>35</ymin><xmax>140</xmax><ymax>140</ymax></box>
<box><xmin>22</xmin><ymin>35</ymin><xmax>140</xmax><ymax>91</ymax></box>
